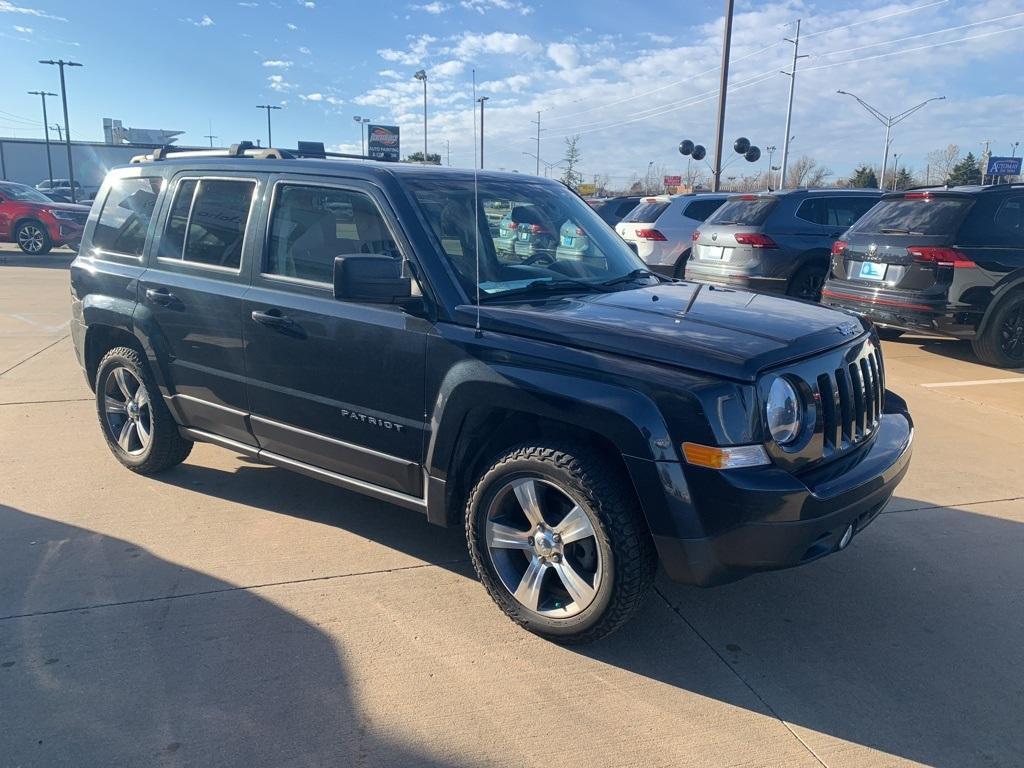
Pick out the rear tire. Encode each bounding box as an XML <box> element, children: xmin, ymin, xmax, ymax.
<box><xmin>15</xmin><ymin>220</ymin><xmax>52</xmax><ymax>254</ymax></box>
<box><xmin>95</xmin><ymin>346</ymin><xmax>193</xmax><ymax>473</ymax></box>
<box><xmin>971</xmin><ymin>290</ymin><xmax>1024</xmax><ymax>368</ymax></box>
<box><xmin>673</xmin><ymin>249</ymin><xmax>692</xmax><ymax>279</ymax></box>
<box><xmin>466</xmin><ymin>442</ymin><xmax>657</xmax><ymax>644</ymax></box>
<box><xmin>787</xmin><ymin>263</ymin><xmax>827</xmax><ymax>302</ymax></box>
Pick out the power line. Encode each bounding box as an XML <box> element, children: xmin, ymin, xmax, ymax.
<box><xmin>799</xmin><ymin>0</ymin><xmax>948</xmax><ymax>40</ymax></box>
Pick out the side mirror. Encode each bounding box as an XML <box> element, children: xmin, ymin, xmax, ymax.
<box><xmin>333</xmin><ymin>254</ymin><xmax>411</xmax><ymax>303</ymax></box>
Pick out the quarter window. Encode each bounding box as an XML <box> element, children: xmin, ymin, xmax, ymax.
<box><xmin>265</xmin><ymin>184</ymin><xmax>401</xmax><ymax>284</ymax></box>
<box><xmin>92</xmin><ymin>177</ymin><xmax>162</xmax><ymax>257</ymax></box>
<box><xmin>161</xmin><ymin>178</ymin><xmax>255</xmax><ymax>269</ymax></box>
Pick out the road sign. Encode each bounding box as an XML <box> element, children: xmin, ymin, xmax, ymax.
<box><xmin>367</xmin><ymin>124</ymin><xmax>400</xmax><ymax>162</ymax></box>
<box><xmin>987</xmin><ymin>156</ymin><xmax>1022</xmax><ymax>176</ymax></box>
<box><xmin>663</xmin><ymin>175</ymin><xmax>682</xmax><ymax>186</ymax></box>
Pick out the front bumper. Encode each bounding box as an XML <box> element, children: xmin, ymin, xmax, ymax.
<box><xmin>649</xmin><ymin>394</ymin><xmax>914</xmax><ymax>586</ymax></box>
<box><xmin>822</xmin><ymin>281</ymin><xmax>976</xmax><ymax>339</ymax></box>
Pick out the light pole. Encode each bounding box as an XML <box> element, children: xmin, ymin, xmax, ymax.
<box><xmin>352</xmin><ymin>115</ymin><xmax>370</xmax><ymax>156</ymax></box>
<box><xmin>414</xmin><ymin>69</ymin><xmax>428</xmax><ymax>161</ymax></box>
<box><xmin>711</xmin><ymin>0</ymin><xmax>735</xmax><ymax>192</ymax></box>
<box><xmin>477</xmin><ymin>96</ymin><xmax>489</xmax><ymax>169</ymax></box>
<box><xmin>27</xmin><ymin>90</ymin><xmax>57</xmax><ymax>188</ymax></box>
<box><xmin>51</xmin><ymin>124</ymin><xmax>63</xmax><ymax>141</ymax></box>
<box><xmin>891</xmin><ymin>152</ymin><xmax>901</xmax><ymax>190</ymax></box>
<box><xmin>39</xmin><ymin>59</ymin><xmax>82</xmax><ymax>203</ymax></box>
<box><xmin>764</xmin><ymin>144</ymin><xmax>777</xmax><ymax>190</ymax></box>
<box><xmin>837</xmin><ymin>91</ymin><xmax>945</xmax><ymax>190</ymax></box>
<box><xmin>256</xmin><ymin>104</ymin><xmax>281</xmax><ymax>148</ymax></box>
<box><xmin>778</xmin><ymin>20</ymin><xmax>807</xmax><ymax>189</ymax></box>
<box><xmin>646</xmin><ymin>160</ymin><xmax>655</xmax><ymax>194</ymax></box>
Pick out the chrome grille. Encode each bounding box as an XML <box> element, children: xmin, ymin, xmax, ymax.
<box><xmin>819</xmin><ymin>342</ymin><xmax>884</xmax><ymax>453</ymax></box>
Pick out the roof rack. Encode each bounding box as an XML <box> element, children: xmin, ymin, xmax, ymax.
<box><xmin>130</xmin><ymin>140</ymin><xmax>370</xmax><ymax>164</ymax></box>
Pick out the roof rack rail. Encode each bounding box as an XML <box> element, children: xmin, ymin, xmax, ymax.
<box><xmin>129</xmin><ymin>140</ymin><xmax>374</xmax><ymax>165</ymax></box>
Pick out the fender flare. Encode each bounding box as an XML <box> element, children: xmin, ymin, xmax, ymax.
<box><xmin>976</xmin><ymin>270</ymin><xmax>1024</xmax><ymax>337</ymax></box>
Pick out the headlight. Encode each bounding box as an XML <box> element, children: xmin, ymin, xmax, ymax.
<box><xmin>49</xmin><ymin>209</ymin><xmax>79</xmax><ymax>221</ymax></box>
<box><xmin>766</xmin><ymin>377</ymin><xmax>801</xmax><ymax>445</ymax></box>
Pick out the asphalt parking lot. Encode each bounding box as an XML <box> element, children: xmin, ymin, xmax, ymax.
<box><xmin>1</xmin><ymin>245</ymin><xmax>1022</xmax><ymax>768</ymax></box>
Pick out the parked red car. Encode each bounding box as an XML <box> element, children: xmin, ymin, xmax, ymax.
<box><xmin>0</xmin><ymin>181</ymin><xmax>90</xmax><ymax>254</ymax></box>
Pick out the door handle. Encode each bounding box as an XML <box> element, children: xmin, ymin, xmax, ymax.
<box><xmin>251</xmin><ymin>309</ymin><xmax>303</xmax><ymax>336</ymax></box>
<box><xmin>145</xmin><ymin>288</ymin><xmax>178</xmax><ymax>306</ymax></box>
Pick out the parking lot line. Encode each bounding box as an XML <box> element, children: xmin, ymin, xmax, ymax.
<box><xmin>921</xmin><ymin>375</ymin><xmax>1024</xmax><ymax>389</ymax></box>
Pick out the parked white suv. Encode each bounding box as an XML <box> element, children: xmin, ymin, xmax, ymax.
<box><xmin>616</xmin><ymin>194</ymin><xmax>728</xmax><ymax>277</ymax></box>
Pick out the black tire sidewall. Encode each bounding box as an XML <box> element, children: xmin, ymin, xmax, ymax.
<box><xmin>467</xmin><ymin>448</ymin><xmax>620</xmax><ymax>640</ymax></box>
<box><xmin>788</xmin><ymin>263</ymin><xmax>827</xmax><ymax>301</ymax></box>
<box><xmin>975</xmin><ymin>291</ymin><xmax>1024</xmax><ymax>367</ymax></box>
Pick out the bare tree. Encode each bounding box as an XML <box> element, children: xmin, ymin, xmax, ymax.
<box><xmin>788</xmin><ymin>155</ymin><xmax>833</xmax><ymax>188</ymax></box>
<box><xmin>560</xmin><ymin>135</ymin><xmax>583</xmax><ymax>189</ymax></box>
<box><xmin>925</xmin><ymin>144</ymin><xmax>960</xmax><ymax>184</ymax></box>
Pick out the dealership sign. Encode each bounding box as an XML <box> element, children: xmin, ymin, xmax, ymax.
<box><xmin>987</xmin><ymin>156</ymin><xmax>1022</xmax><ymax>177</ymax></box>
<box><xmin>367</xmin><ymin>125</ymin><xmax>400</xmax><ymax>162</ymax></box>
<box><xmin>663</xmin><ymin>175</ymin><xmax>682</xmax><ymax>186</ymax></box>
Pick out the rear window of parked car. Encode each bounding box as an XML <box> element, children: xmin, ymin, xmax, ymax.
<box><xmin>622</xmin><ymin>201</ymin><xmax>670</xmax><ymax>223</ymax></box>
<box><xmin>682</xmin><ymin>198</ymin><xmax>726</xmax><ymax>221</ymax></box>
<box><xmin>92</xmin><ymin>177</ymin><xmax>162</xmax><ymax>257</ymax></box>
<box><xmin>705</xmin><ymin>196</ymin><xmax>778</xmax><ymax>226</ymax></box>
<box><xmin>849</xmin><ymin>196</ymin><xmax>972</xmax><ymax>236</ymax></box>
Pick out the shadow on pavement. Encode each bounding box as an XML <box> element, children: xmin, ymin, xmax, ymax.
<box><xmin>0</xmin><ymin>250</ymin><xmax>76</xmax><ymax>270</ymax></box>
<box><xmin>0</xmin><ymin>504</ymin><xmax>474</xmax><ymax>767</ymax></box>
<box><xmin>115</xmin><ymin>454</ymin><xmax>1024</xmax><ymax>766</ymax></box>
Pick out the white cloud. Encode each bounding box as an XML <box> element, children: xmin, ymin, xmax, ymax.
<box><xmin>459</xmin><ymin>0</ymin><xmax>531</xmax><ymax>14</ymax></box>
<box><xmin>13</xmin><ymin>23</ymin><xmax>31</xmax><ymax>32</ymax></box>
<box><xmin>378</xmin><ymin>33</ymin><xmax>437</xmax><ymax>65</ymax></box>
<box><xmin>180</xmin><ymin>14</ymin><xmax>214</xmax><ymax>26</ymax></box>
<box><xmin>300</xmin><ymin>92</ymin><xmax>344</xmax><ymax>105</ymax></box>
<box><xmin>451</xmin><ymin>31</ymin><xmax>540</xmax><ymax>58</ymax></box>
<box><xmin>410</xmin><ymin>1</ymin><xmax>449</xmax><ymax>12</ymax></box>
<box><xmin>298</xmin><ymin>45</ymin><xmax>311</xmax><ymax>54</ymax></box>
<box><xmin>433</xmin><ymin>59</ymin><xmax>465</xmax><ymax>78</ymax></box>
<box><xmin>0</xmin><ymin>1</ymin><xmax>66</xmax><ymax>21</ymax></box>
<box><xmin>480</xmin><ymin>73</ymin><xmax>531</xmax><ymax>93</ymax></box>
<box><xmin>286</xmin><ymin>22</ymin><xmax>297</xmax><ymax>29</ymax></box>
<box><xmin>267</xmin><ymin>74</ymin><xmax>293</xmax><ymax>91</ymax></box>
<box><xmin>547</xmin><ymin>42</ymin><xmax>579</xmax><ymax>70</ymax></box>
<box><xmin>262</xmin><ymin>59</ymin><xmax>294</xmax><ymax>67</ymax></box>
<box><xmin>237</xmin><ymin>1</ymin><xmax>258</xmax><ymax>6</ymax></box>
<box><xmin>301</xmin><ymin>0</ymin><xmax>315</xmax><ymax>6</ymax></box>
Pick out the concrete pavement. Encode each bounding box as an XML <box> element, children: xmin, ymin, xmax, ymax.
<box><xmin>1</xmin><ymin>250</ymin><xmax>1022</xmax><ymax>767</ymax></box>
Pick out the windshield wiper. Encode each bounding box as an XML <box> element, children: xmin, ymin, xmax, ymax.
<box><xmin>480</xmin><ymin>277</ymin><xmax>607</xmax><ymax>302</ymax></box>
<box><xmin>879</xmin><ymin>227</ymin><xmax>925</xmax><ymax>235</ymax></box>
<box><xmin>598</xmin><ymin>268</ymin><xmax>662</xmax><ymax>288</ymax></box>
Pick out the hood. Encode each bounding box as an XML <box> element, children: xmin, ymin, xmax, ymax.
<box><xmin>460</xmin><ymin>283</ymin><xmax>867</xmax><ymax>381</ymax></box>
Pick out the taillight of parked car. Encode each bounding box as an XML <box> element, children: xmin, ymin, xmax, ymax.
<box><xmin>907</xmin><ymin>246</ymin><xmax>976</xmax><ymax>268</ymax></box>
<box><xmin>734</xmin><ymin>233</ymin><xmax>778</xmax><ymax>249</ymax></box>
<box><xmin>831</xmin><ymin>240</ymin><xmax>848</xmax><ymax>256</ymax></box>
<box><xmin>635</xmin><ymin>229</ymin><xmax>667</xmax><ymax>241</ymax></box>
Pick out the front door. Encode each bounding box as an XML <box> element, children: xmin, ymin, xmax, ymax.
<box><xmin>242</xmin><ymin>177</ymin><xmax>429</xmax><ymax>498</ymax></box>
<box><xmin>138</xmin><ymin>174</ymin><xmax>260</xmax><ymax>445</ymax></box>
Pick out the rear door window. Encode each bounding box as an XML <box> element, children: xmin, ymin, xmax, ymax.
<box><xmin>622</xmin><ymin>201</ymin><xmax>670</xmax><ymax>223</ymax></box>
<box><xmin>161</xmin><ymin>178</ymin><xmax>256</xmax><ymax>270</ymax></box>
<box><xmin>823</xmin><ymin>196</ymin><xmax>878</xmax><ymax>228</ymax></box>
<box><xmin>706</xmin><ymin>196</ymin><xmax>778</xmax><ymax>226</ymax></box>
<box><xmin>92</xmin><ymin>177</ymin><xmax>163</xmax><ymax>257</ymax></box>
<box><xmin>795</xmin><ymin>198</ymin><xmax>825</xmax><ymax>225</ymax></box>
<box><xmin>682</xmin><ymin>198</ymin><xmax>725</xmax><ymax>221</ymax></box>
<box><xmin>849</xmin><ymin>196</ymin><xmax>972</xmax><ymax>236</ymax></box>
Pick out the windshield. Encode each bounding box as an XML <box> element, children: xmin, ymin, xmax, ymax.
<box><xmin>849</xmin><ymin>197</ymin><xmax>972</xmax><ymax>236</ymax></box>
<box><xmin>0</xmin><ymin>183</ymin><xmax>52</xmax><ymax>204</ymax></box>
<box><xmin>406</xmin><ymin>176</ymin><xmax>650</xmax><ymax>301</ymax></box>
<box><xmin>706</xmin><ymin>196</ymin><xmax>778</xmax><ymax>226</ymax></box>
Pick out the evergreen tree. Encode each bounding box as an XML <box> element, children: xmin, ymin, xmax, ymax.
<box><xmin>561</xmin><ymin>135</ymin><xmax>583</xmax><ymax>189</ymax></box>
<box><xmin>893</xmin><ymin>168</ymin><xmax>914</xmax><ymax>190</ymax></box>
<box><xmin>405</xmin><ymin>151</ymin><xmax>442</xmax><ymax>164</ymax></box>
<box><xmin>947</xmin><ymin>152</ymin><xmax>982</xmax><ymax>186</ymax></box>
<box><xmin>849</xmin><ymin>165</ymin><xmax>879</xmax><ymax>188</ymax></box>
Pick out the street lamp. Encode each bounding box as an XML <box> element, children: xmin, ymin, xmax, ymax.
<box><xmin>414</xmin><ymin>69</ymin><xmax>428</xmax><ymax>161</ymax></box>
<box><xmin>764</xmin><ymin>145</ymin><xmax>777</xmax><ymax>190</ymax></box>
<box><xmin>891</xmin><ymin>152</ymin><xmax>902</xmax><ymax>191</ymax></box>
<box><xmin>477</xmin><ymin>96</ymin><xmax>489</xmax><ymax>169</ymax></box>
<box><xmin>38</xmin><ymin>59</ymin><xmax>82</xmax><ymax>203</ymax></box>
<box><xmin>837</xmin><ymin>90</ymin><xmax>945</xmax><ymax>190</ymax></box>
<box><xmin>256</xmin><ymin>104</ymin><xmax>282</xmax><ymax>148</ymax></box>
<box><xmin>353</xmin><ymin>115</ymin><xmax>370</xmax><ymax>156</ymax></box>
<box><xmin>27</xmin><ymin>90</ymin><xmax>57</xmax><ymax>188</ymax></box>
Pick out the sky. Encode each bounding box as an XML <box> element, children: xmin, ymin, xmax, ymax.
<box><xmin>1</xmin><ymin>0</ymin><xmax>1022</xmax><ymax>187</ymax></box>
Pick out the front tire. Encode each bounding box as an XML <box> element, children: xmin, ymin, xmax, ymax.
<box><xmin>15</xmin><ymin>220</ymin><xmax>52</xmax><ymax>254</ymax></box>
<box><xmin>466</xmin><ymin>443</ymin><xmax>657</xmax><ymax>644</ymax></box>
<box><xmin>95</xmin><ymin>346</ymin><xmax>193</xmax><ymax>473</ymax></box>
<box><xmin>972</xmin><ymin>290</ymin><xmax>1024</xmax><ymax>368</ymax></box>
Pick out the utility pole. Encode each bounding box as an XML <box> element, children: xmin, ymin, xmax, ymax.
<box><xmin>51</xmin><ymin>124</ymin><xmax>63</xmax><ymax>141</ymax></box>
<box><xmin>531</xmin><ymin>111</ymin><xmax>542</xmax><ymax>175</ymax></box>
<box><xmin>764</xmin><ymin>145</ymin><xmax>777</xmax><ymax>190</ymax></box>
<box><xmin>710</xmin><ymin>0</ymin><xmax>735</xmax><ymax>192</ymax></box>
<box><xmin>477</xmin><ymin>96</ymin><xmax>489</xmax><ymax>169</ymax></box>
<box><xmin>891</xmin><ymin>152</ymin><xmax>901</xmax><ymax>190</ymax></box>
<box><xmin>204</xmin><ymin>119</ymin><xmax>217</xmax><ymax>148</ymax></box>
<box><xmin>256</xmin><ymin>104</ymin><xmax>281</xmax><ymax>147</ymax></box>
<box><xmin>837</xmin><ymin>91</ymin><xmax>945</xmax><ymax>190</ymax></box>
<box><xmin>414</xmin><ymin>70</ymin><xmax>428</xmax><ymax>161</ymax></box>
<box><xmin>28</xmin><ymin>90</ymin><xmax>57</xmax><ymax>188</ymax></box>
<box><xmin>446</xmin><ymin>139</ymin><xmax>451</xmax><ymax>167</ymax></box>
<box><xmin>39</xmin><ymin>59</ymin><xmax>82</xmax><ymax>202</ymax></box>
<box><xmin>779</xmin><ymin>20</ymin><xmax>807</xmax><ymax>190</ymax></box>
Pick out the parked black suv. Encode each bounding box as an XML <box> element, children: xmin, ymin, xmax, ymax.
<box><xmin>823</xmin><ymin>185</ymin><xmax>1024</xmax><ymax>367</ymax></box>
<box><xmin>70</xmin><ymin>146</ymin><xmax>913</xmax><ymax>642</ymax></box>
<box><xmin>687</xmin><ymin>189</ymin><xmax>881</xmax><ymax>301</ymax></box>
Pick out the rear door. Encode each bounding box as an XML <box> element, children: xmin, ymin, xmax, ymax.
<box><xmin>138</xmin><ymin>173</ymin><xmax>260</xmax><ymax>445</ymax></box>
<box><xmin>242</xmin><ymin>175</ymin><xmax>429</xmax><ymax>498</ymax></box>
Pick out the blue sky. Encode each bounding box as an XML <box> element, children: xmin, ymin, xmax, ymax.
<box><xmin>2</xmin><ymin>0</ymin><xmax>1022</xmax><ymax>186</ymax></box>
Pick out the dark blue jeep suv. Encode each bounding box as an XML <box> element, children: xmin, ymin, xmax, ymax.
<box><xmin>70</xmin><ymin>144</ymin><xmax>913</xmax><ymax>642</ymax></box>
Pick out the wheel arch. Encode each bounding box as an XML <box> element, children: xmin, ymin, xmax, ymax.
<box><xmin>977</xmin><ymin>269</ymin><xmax>1024</xmax><ymax>337</ymax></box>
<box><xmin>83</xmin><ymin>323</ymin><xmax>145</xmax><ymax>391</ymax></box>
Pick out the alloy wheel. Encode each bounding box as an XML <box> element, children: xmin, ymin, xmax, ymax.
<box><xmin>485</xmin><ymin>477</ymin><xmax>603</xmax><ymax>618</ymax></box>
<box><xmin>998</xmin><ymin>299</ymin><xmax>1024</xmax><ymax>362</ymax></box>
<box><xmin>102</xmin><ymin>367</ymin><xmax>153</xmax><ymax>455</ymax></box>
<box><xmin>17</xmin><ymin>224</ymin><xmax>45</xmax><ymax>254</ymax></box>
